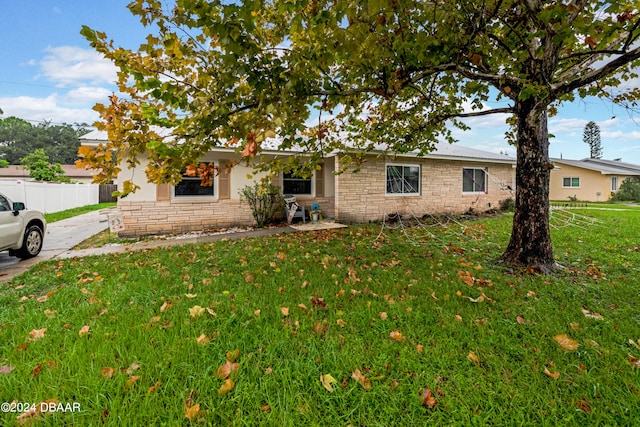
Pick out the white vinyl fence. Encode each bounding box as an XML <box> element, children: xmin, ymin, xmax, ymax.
<box><xmin>0</xmin><ymin>180</ymin><xmax>99</xmax><ymax>213</ymax></box>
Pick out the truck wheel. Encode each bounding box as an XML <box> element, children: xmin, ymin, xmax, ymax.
<box><xmin>16</xmin><ymin>225</ymin><xmax>43</xmax><ymax>259</ymax></box>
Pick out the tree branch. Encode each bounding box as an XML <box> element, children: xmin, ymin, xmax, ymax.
<box><xmin>554</xmin><ymin>45</ymin><xmax>640</xmax><ymax>96</ymax></box>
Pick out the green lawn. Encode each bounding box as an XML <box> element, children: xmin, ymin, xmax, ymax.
<box><xmin>1</xmin><ymin>209</ymin><xmax>639</xmax><ymax>425</ymax></box>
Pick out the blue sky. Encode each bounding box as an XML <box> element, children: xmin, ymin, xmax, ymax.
<box><xmin>1</xmin><ymin>1</ymin><xmax>640</xmax><ymax>164</ymax></box>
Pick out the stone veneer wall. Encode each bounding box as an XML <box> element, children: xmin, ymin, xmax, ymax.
<box><xmin>334</xmin><ymin>157</ymin><xmax>514</xmax><ymax>223</ymax></box>
<box><xmin>118</xmin><ymin>197</ymin><xmax>336</xmax><ymax>237</ymax></box>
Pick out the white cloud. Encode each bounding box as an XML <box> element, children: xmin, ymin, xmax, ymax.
<box><xmin>0</xmin><ymin>94</ymin><xmax>100</xmax><ymax>125</ymax></box>
<box><xmin>39</xmin><ymin>46</ymin><xmax>117</xmax><ymax>86</ymax></box>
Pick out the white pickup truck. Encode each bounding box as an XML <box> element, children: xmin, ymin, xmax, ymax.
<box><xmin>0</xmin><ymin>192</ymin><xmax>46</xmax><ymax>259</ymax></box>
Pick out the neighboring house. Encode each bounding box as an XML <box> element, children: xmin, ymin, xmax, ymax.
<box><xmin>550</xmin><ymin>158</ymin><xmax>640</xmax><ymax>202</ymax></box>
<box><xmin>80</xmin><ymin>130</ymin><xmax>516</xmax><ymax>237</ymax></box>
<box><xmin>0</xmin><ymin>165</ymin><xmax>96</xmax><ymax>184</ymax></box>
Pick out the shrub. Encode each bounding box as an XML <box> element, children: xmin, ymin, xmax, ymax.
<box><xmin>611</xmin><ymin>177</ymin><xmax>640</xmax><ymax>202</ymax></box>
<box><xmin>499</xmin><ymin>198</ymin><xmax>515</xmax><ymax>212</ymax></box>
<box><xmin>239</xmin><ymin>182</ymin><xmax>284</xmax><ymax>227</ymax></box>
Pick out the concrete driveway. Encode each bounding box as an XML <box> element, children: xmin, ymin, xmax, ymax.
<box><xmin>0</xmin><ymin>208</ymin><xmax>112</xmax><ymax>283</ymax></box>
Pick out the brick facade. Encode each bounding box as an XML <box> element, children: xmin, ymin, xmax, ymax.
<box><xmin>334</xmin><ymin>156</ymin><xmax>514</xmax><ymax>223</ymax></box>
<box><xmin>116</xmin><ymin>155</ymin><xmax>514</xmax><ymax>237</ymax></box>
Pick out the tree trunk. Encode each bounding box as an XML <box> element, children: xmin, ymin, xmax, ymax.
<box><xmin>500</xmin><ymin>99</ymin><xmax>557</xmax><ymax>273</ymax></box>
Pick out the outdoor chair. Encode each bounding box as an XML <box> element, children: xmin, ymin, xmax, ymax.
<box><xmin>284</xmin><ymin>194</ymin><xmax>305</xmax><ymax>224</ymax></box>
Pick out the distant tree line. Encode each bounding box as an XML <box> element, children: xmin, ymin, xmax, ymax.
<box><xmin>0</xmin><ymin>116</ymin><xmax>90</xmax><ymax>165</ymax></box>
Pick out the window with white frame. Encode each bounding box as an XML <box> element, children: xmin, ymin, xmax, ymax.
<box><xmin>174</xmin><ymin>162</ymin><xmax>216</xmax><ymax>197</ymax></box>
<box><xmin>462</xmin><ymin>168</ymin><xmax>487</xmax><ymax>193</ymax></box>
<box><xmin>562</xmin><ymin>177</ymin><xmax>580</xmax><ymax>188</ymax></box>
<box><xmin>386</xmin><ymin>164</ymin><xmax>420</xmax><ymax>195</ymax></box>
<box><xmin>283</xmin><ymin>172</ymin><xmax>312</xmax><ymax>195</ymax></box>
<box><xmin>611</xmin><ymin>176</ymin><xmax>619</xmax><ymax>191</ymax></box>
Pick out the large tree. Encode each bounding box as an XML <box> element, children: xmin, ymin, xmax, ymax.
<box><xmin>0</xmin><ymin>116</ymin><xmax>90</xmax><ymax>164</ymax></box>
<box><xmin>80</xmin><ymin>0</ymin><xmax>640</xmax><ymax>273</ymax></box>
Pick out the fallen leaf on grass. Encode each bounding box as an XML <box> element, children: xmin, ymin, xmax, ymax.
<box><xmin>214</xmin><ymin>361</ymin><xmax>239</xmax><ymax>379</ymax></box>
<box><xmin>320</xmin><ymin>373</ymin><xmax>338</xmax><ymax>392</ymax></box>
<box><xmin>101</xmin><ymin>367</ymin><xmax>117</xmax><ymax>379</ymax></box>
<box><xmin>16</xmin><ymin>398</ymin><xmax>58</xmax><ymax>424</ymax></box>
<box><xmin>218</xmin><ymin>379</ymin><xmax>235</xmax><ymax>395</ymax></box>
<box><xmin>125</xmin><ymin>375</ymin><xmax>140</xmax><ymax>388</ymax></box>
<box><xmin>575</xmin><ymin>398</ymin><xmax>592</xmax><ymax>414</ymax></box>
<box><xmin>196</xmin><ymin>334</ymin><xmax>210</xmax><ymax>346</ymax></box>
<box><xmin>516</xmin><ymin>316</ymin><xmax>526</xmax><ymax>324</ymax></box>
<box><xmin>185</xmin><ymin>403</ymin><xmax>202</xmax><ymax>420</ymax></box>
<box><xmin>581</xmin><ymin>308</ymin><xmax>604</xmax><ymax>320</ymax></box>
<box><xmin>28</xmin><ymin>328</ymin><xmax>46</xmax><ymax>341</ymax></box>
<box><xmin>43</xmin><ymin>309</ymin><xmax>56</xmax><ymax>318</ymax></box>
<box><xmin>416</xmin><ymin>344</ymin><xmax>424</xmax><ymax>353</ymax></box>
<box><xmin>280</xmin><ymin>307</ymin><xmax>289</xmax><ymax>316</ymax></box>
<box><xmin>31</xmin><ymin>364</ymin><xmax>42</xmax><ymax>377</ymax></box>
<box><xmin>420</xmin><ymin>388</ymin><xmax>436</xmax><ymax>409</ymax></box>
<box><xmin>628</xmin><ymin>354</ymin><xmax>640</xmax><ymax>369</ymax></box>
<box><xmin>189</xmin><ymin>305</ymin><xmax>205</xmax><ymax>319</ymax></box>
<box><xmin>553</xmin><ymin>334</ymin><xmax>579</xmax><ymax>351</ymax></box>
<box><xmin>543</xmin><ymin>367</ymin><xmax>560</xmax><ymax>379</ymax></box>
<box><xmin>226</xmin><ymin>349</ymin><xmax>240</xmax><ymax>362</ymax></box>
<box><xmin>78</xmin><ymin>325</ymin><xmax>90</xmax><ymax>337</ymax></box>
<box><xmin>351</xmin><ymin>367</ymin><xmax>371</xmax><ymax>389</ymax></box>
<box><xmin>379</xmin><ymin>312</ymin><xmax>388</xmax><ymax>320</ymax></box>
<box><xmin>390</xmin><ymin>331</ymin><xmax>405</xmax><ymax>342</ymax></box>
<box><xmin>148</xmin><ymin>381</ymin><xmax>161</xmax><ymax>393</ymax></box>
<box><xmin>467</xmin><ymin>351</ymin><xmax>480</xmax><ymax>366</ymax></box>
<box><xmin>125</xmin><ymin>362</ymin><xmax>140</xmax><ymax>375</ymax></box>
<box><xmin>0</xmin><ymin>365</ymin><xmax>15</xmax><ymax>374</ymax></box>
<box><xmin>336</xmin><ymin>319</ymin><xmax>347</xmax><ymax>327</ymax></box>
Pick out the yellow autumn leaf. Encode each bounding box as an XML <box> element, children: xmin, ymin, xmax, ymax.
<box><xmin>320</xmin><ymin>373</ymin><xmax>338</xmax><ymax>393</ymax></box>
<box><xmin>218</xmin><ymin>379</ymin><xmax>235</xmax><ymax>395</ymax></box>
<box><xmin>336</xmin><ymin>319</ymin><xmax>347</xmax><ymax>327</ymax></box>
<box><xmin>543</xmin><ymin>367</ymin><xmax>560</xmax><ymax>379</ymax></box>
<box><xmin>467</xmin><ymin>351</ymin><xmax>480</xmax><ymax>366</ymax></box>
<box><xmin>553</xmin><ymin>334</ymin><xmax>579</xmax><ymax>351</ymax></box>
<box><xmin>185</xmin><ymin>403</ymin><xmax>202</xmax><ymax>420</ymax></box>
<box><xmin>226</xmin><ymin>349</ymin><xmax>240</xmax><ymax>362</ymax></box>
<box><xmin>196</xmin><ymin>334</ymin><xmax>210</xmax><ymax>346</ymax></box>
<box><xmin>189</xmin><ymin>305</ymin><xmax>205</xmax><ymax>319</ymax></box>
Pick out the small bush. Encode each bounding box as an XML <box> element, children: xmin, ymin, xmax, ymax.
<box><xmin>499</xmin><ymin>198</ymin><xmax>515</xmax><ymax>212</ymax></box>
<box><xmin>611</xmin><ymin>177</ymin><xmax>640</xmax><ymax>202</ymax></box>
<box><xmin>239</xmin><ymin>182</ymin><xmax>283</xmax><ymax>227</ymax></box>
